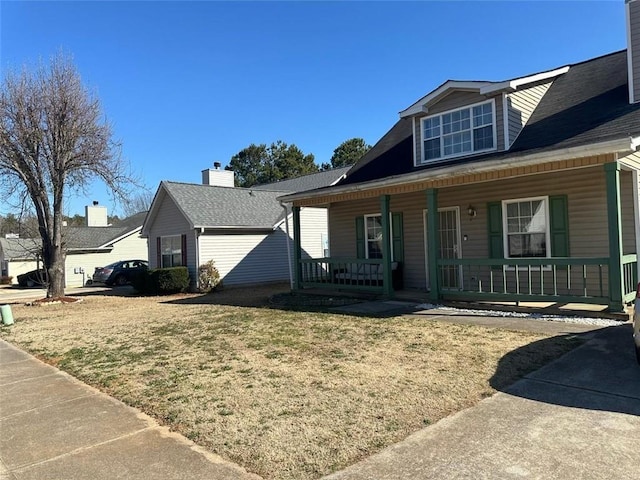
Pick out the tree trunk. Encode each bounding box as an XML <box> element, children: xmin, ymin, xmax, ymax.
<box><xmin>47</xmin><ymin>247</ymin><xmax>65</xmax><ymax>298</ymax></box>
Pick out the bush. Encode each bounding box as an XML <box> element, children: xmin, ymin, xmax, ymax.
<box><xmin>131</xmin><ymin>269</ymin><xmax>153</xmax><ymax>294</ymax></box>
<box><xmin>154</xmin><ymin>267</ymin><xmax>189</xmax><ymax>294</ymax></box>
<box><xmin>0</xmin><ymin>275</ymin><xmax>13</xmax><ymax>285</ymax></box>
<box><xmin>131</xmin><ymin>267</ymin><xmax>189</xmax><ymax>295</ymax></box>
<box><xmin>198</xmin><ymin>260</ymin><xmax>221</xmax><ymax>293</ymax></box>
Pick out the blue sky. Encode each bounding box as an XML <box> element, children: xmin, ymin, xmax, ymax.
<box><xmin>0</xmin><ymin>1</ymin><xmax>626</xmax><ymax>217</ymax></box>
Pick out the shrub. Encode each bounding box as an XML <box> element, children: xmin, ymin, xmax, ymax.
<box><xmin>131</xmin><ymin>269</ymin><xmax>153</xmax><ymax>294</ymax></box>
<box><xmin>154</xmin><ymin>267</ymin><xmax>189</xmax><ymax>294</ymax></box>
<box><xmin>198</xmin><ymin>260</ymin><xmax>221</xmax><ymax>293</ymax></box>
<box><xmin>131</xmin><ymin>267</ymin><xmax>189</xmax><ymax>295</ymax></box>
<box><xmin>0</xmin><ymin>275</ymin><xmax>13</xmax><ymax>285</ymax></box>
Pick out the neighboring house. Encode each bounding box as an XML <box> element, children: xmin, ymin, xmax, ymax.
<box><xmin>141</xmin><ymin>166</ymin><xmax>349</xmax><ymax>288</ymax></box>
<box><xmin>0</xmin><ymin>236</ymin><xmax>41</xmax><ymax>282</ymax></box>
<box><xmin>0</xmin><ymin>207</ymin><xmax>148</xmax><ymax>287</ymax></box>
<box><xmin>278</xmin><ymin>2</ymin><xmax>640</xmax><ymax>312</ymax></box>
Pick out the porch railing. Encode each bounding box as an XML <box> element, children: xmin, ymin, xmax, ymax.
<box><xmin>437</xmin><ymin>255</ymin><xmax>637</xmax><ymax>305</ymax></box>
<box><xmin>299</xmin><ymin>258</ymin><xmax>384</xmax><ymax>293</ymax></box>
<box><xmin>297</xmin><ymin>255</ymin><xmax>638</xmax><ymax>306</ymax></box>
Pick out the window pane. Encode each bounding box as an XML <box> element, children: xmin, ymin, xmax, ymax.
<box><xmin>508</xmin><ymin>233</ymin><xmax>546</xmax><ymax>257</ymax></box>
<box><xmin>365</xmin><ymin>215</ymin><xmax>384</xmax><ymax>259</ymax></box>
<box><xmin>473</xmin><ymin>125</ymin><xmax>493</xmax><ymax>150</ymax></box>
<box><xmin>424</xmin><ymin>118</ymin><xmax>440</xmax><ymax>139</ymax></box>
<box><xmin>424</xmin><ymin>138</ymin><xmax>441</xmax><ymax>160</ymax></box>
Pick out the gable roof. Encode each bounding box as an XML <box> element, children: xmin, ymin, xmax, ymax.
<box><xmin>399</xmin><ymin>67</ymin><xmax>569</xmax><ymax>118</ymax></box>
<box><xmin>143</xmin><ymin>167</ymin><xmax>350</xmax><ymax>233</ymax></box>
<box><xmin>0</xmin><ymin>237</ymin><xmax>41</xmax><ymax>261</ymax></box>
<box><xmin>160</xmin><ymin>182</ymin><xmax>289</xmax><ymax>229</ymax></box>
<box><xmin>282</xmin><ymin>50</ymin><xmax>640</xmax><ymax>200</ymax></box>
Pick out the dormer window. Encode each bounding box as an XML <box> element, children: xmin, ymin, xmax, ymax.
<box><xmin>419</xmin><ymin>100</ymin><xmax>496</xmax><ymax>165</ymax></box>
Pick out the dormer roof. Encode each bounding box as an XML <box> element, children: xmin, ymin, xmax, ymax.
<box><xmin>399</xmin><ymin>66</ymin><xmax>570</xmax><ymax>118</ymax></box>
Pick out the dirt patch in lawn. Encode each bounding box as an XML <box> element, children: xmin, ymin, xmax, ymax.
<box><xmin>0</xmin><ymin>288</ymin><xmax>584</xmax><ymax>480</ymax></box>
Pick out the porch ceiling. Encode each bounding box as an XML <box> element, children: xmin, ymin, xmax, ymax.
<box><xmin>290</xmin><ymin>153</ymin><xmax>615</xmax><ymax>207</ymax></box>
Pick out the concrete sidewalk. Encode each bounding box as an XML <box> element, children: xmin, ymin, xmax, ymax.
<box><xmin>324</xmin><ymin>324</ymin><xmax>640</xmax><ymax>479</ymax></box>
<box><xmin>0</xmin><ymin>340</ymin><xmax>260</xmax><ymax>480</ymax></box>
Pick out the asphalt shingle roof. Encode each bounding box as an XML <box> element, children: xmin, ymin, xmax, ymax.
<box><xmin>161</xmin><ymin>167</ymin><xmax>351</xmax><ymax>228</ymax></box>
<box><xmin>0</xmin><ymin>237</ymin><xmax>41</xmax><ymax>260</ymax></box>
<box><xmin>338</xmin><ymin>50</ymin><xmax>640</xmax><ymax>187</ymax></box>
<box><xmin>252</xmin><ymin>166</ymin><xmax>350</xmax><ymax>192</ymax></box>
<box><xmin>163</xmin><ymin>182</ymin><xmax>288</xmax><ymax>229</ymax></box>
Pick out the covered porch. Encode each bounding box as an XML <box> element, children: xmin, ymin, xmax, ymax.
<box><xmin>286</xmin><ymin>158</ymin><xmax>640</xmax><ymax>312</ymax></box>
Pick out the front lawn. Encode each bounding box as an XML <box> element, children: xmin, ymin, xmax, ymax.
<box><xmin>0</xmin><ymin>286</ymin><xmax>582</xmax><ymax>479</ymax></box>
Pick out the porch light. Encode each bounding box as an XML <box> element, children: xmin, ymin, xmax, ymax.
<box><xmin>467</xmin><ymin>205</ymin><xmax>477</xmax><ymax>219</ymax></box>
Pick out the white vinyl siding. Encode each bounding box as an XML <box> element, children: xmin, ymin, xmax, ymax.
<box><xmin>198</xmin><ymin>207</ymin><xmax>328</xmax><ymax>286</ymax></box>
<box><xmin>199</xmin><ymin>231</ymin><xmax>290</xmax><ymax>286</ymax></box>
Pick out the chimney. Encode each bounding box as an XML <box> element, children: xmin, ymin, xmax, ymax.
<box><xmin>627</xmin><ymin>0</ymin><xmax>640</xmax><ymax>103</ymax></box>
<box><xmin>202</xmin><ymin>163</ymin><xmax>235</xmax><ymax>187</ymax></box>
<box><xmin>85</xmin><ymin>202</ymin><xmax>108</xmax><ymax>227</ymax></box>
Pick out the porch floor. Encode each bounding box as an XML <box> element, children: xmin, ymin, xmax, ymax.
<box><xmin>299</xmin><ymin>287</ymin><xmax>632</xmax><ymax>322</ymax></box>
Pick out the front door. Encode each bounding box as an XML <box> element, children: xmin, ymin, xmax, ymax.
<box><xmin>424</xmin><ymin>207</ymin><xmax>462</xmax><ymax>291</ymax></box>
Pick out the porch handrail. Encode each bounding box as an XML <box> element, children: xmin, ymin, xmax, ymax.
<box><xmin>299</xmin><ymin>257</ymin><xmax>382</xmax><ymax>265</ymax></box>
<box><xmin>437</xmin><ymin>257</ymin><xmax>610</xmax><ymax>266</ymax></box>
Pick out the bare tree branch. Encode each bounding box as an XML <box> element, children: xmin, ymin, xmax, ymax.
<box><xmin>0</xmin><ymin>53</ymin><xmax>136</xmax><ymax>297</ymax></box>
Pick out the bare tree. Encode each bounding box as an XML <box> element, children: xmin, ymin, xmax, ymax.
<box><xmin>122</xmin><ymin>191</ymin><xmax>154</xmax><ymax>217</ymax></box>
<box><xmin>0</xmin><ymin>54</ymin><xmax>134</xmax><ymax>298</ymax></box>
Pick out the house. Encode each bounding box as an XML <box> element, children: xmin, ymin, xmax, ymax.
<box><xmin>141</xmin><ymin>165</ymin><xmax>349</xmax><ymax>288</ymax></box>
<box><xmin>278</xmin><ymin>2</ymin><xmax>640</xmax><ymax>312</ymax></box>
<box><xmin>0</xmin><ymin>206</ymin><xmax>148</xmax><ymax>287</ymax></box>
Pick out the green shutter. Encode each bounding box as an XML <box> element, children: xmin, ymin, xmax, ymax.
<box><xmin>391</xmin><ymin>212</ymin><xmax>404</xmax><ymax>263</ymax></box>
<box><xmin>355</xmin><ymin>216</ymin><xmax>365</xmax><ymax>258</ymax></box>
<box><xmin>549</xmin><ymin>195</ymin><xmax>569</xmax><ymax>257</ymax></box>
<box><xmin>487</xmin><ymin>202</ymin><xmax>504</xmax><ymax>259</ymax></box>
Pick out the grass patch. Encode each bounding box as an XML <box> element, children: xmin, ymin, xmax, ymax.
<box><xmin>0</xmin><ymin>285</ymin><xmax>583</xmax><ymax>480</ymax></box>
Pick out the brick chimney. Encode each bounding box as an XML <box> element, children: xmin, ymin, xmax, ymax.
<box><xmin>202</xmin><ymin>162</ymin><xmax>235</xmax><ymax>187</ymax></box>
<box><xmin>627</xmin><ymin>0</ymin><xmax>640</xmax><ymax>103</ymax></box>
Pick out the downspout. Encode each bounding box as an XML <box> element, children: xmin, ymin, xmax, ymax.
<box><xmin>280</xmin><ymin>201</ymin><xmax>294</xmax><ymax>289</ymax></box>
<box><xmin>195</xmin><ymin>227</ymin><xmax>203</xmax><ymax>291</ymax></box>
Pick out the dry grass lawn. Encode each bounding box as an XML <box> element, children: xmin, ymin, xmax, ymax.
<box><xmin>0</xmin><ymin>285</ymin><xmax>583</xmax><ymax>479</ymax></box>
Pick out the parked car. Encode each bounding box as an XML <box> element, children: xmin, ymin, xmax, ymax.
<box><xmin>17</xmin><ymin>269</ymin><xmax>48</xmax><ymax>288</ymax></box>
<box><xmin>92</xmin><ymin>260</ymin><xmax>148</xmax><ymax>286</ymax></box>
<box><xmin>634</xmin><ymin>283</ymin><xmax>640</xmax><ymax>364</ymax></box>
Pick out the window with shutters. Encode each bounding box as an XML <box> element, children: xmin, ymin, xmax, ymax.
<box><xmin>502</xmin><ymin>196</ymin><xmax>550</xmax><ymax>258</ymax></box>
<box><xmin>363</xmin><ymin>214</ymin><xmax>394</xmax><ymax>259</ymax></box>
<box><xmin>160</xmin><ymin>235</ymin><xmax>183</xmax><ymax>267</ymax></box>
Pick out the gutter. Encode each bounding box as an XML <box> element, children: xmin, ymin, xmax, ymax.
<box><xmin>279</xmin><ymin>137</ymin><xmax>640</xmax><ymax>203</ymax></box>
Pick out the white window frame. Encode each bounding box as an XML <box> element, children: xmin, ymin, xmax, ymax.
<box><xmin>417</xmin><ymin>99</ymin><xmax>497</xmax><ymax>166</ymax></box>
<box><xmin>160</xmin><ymin>235</ymin><xmax>183</xmax><ymax>268</ymax></box>
<box><xmin>501</xmin><ymin>196</ymin><xmax>551</xmax><ymax>261</ymax></box>
<box><xmin>363</xmin><ymin>213</ymin><xmax>394</xmax><ymax>260</ymax></box>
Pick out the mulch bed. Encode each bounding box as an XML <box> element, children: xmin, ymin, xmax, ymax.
<box><xmin>28</xmin><ymin>296</ymin><xmax>82</xmax><ymax>306</ymax></box>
